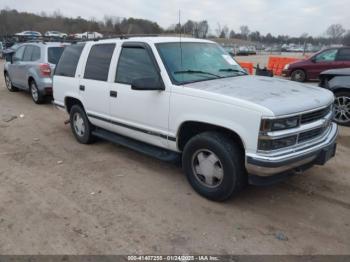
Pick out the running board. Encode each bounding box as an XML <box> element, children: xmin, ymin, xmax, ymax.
<box><xmin>92</xmin><ymin>128</ymin><xmax>180</xmax><ymax>164</ymax></box>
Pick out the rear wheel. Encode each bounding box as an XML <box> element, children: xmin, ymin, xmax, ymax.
<box><xmin>70</xmin><ymin>105</ymin><xmax>95</xmax><ymax>144</ymax></box>
<box><xmin>30</xmin><ymin>80</ymin><xmax>44</xmax><ymax>104</ymax></box>
<box><xmin>182</xmin><ymin>132</ymin><xmax>246</xmax><ymax>201</ymax></box>
<box><xmin>4</xmin><ymin>72</ymin><xmax>18</xmax><ymax>92</ymax></box>
<box><xmin>291</xmin><ymin>69</ymin><xmax>306</xmax><ymax>82</ymax></box>
<box><xmin>334</xmin><ymin>92</ymin><xmax>350</xmax><ymax>126</ymax></box>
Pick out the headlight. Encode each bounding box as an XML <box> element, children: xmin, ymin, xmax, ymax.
<box><xmin>284</xmin><ymin>64</ymin><xmax>290</xmax><ymax>70</ymax></box>
<box><xmin>258</xmin><ymin>135</ymin><xmax>298</xmax><ymax>151</ymax></box>
<box><xmin>260</xmin><ymin>116</ymin><xmax>300</xmax><ymax>132</ymax></box>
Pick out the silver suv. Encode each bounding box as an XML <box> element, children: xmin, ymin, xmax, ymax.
<box><xmin>4</xmin><ymin>42</ymin><xmax>68</xmax><ymax>104</ymax></box>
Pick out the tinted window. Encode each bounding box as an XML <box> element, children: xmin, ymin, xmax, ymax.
<box><xmin>23</xmin><ymin>45</ymin><xmax>34</xmax><ymax>61</ymax></box>
<box><xmin>55</xmin><ymin>44</ymin><xmax>85</xmax><ymax>77</ymax></box>
<box><xmin>84</xmin><ymin>44</ymin><xmax>115</xmax><ymax>81</ymax></box>
<box><xmin>48</xmin><ymin>47</ymin><xmax>64</xmax><ymax>64</ymax></box>
<box><xmin>337</xmin><ymin>48</ymin><xmax>350</xmax><ymax>61</ymax></box>
<box><xmin>31</xmin><ymin>46</ymin><xmax>41</xmax><ymax>61</ymax></box>
<box><xmin>116</xmin><ymin>47</ymin><xmax>158</xmax><ymax>84</ymax></box>
<box><xmin>315</xmin><ymin>49</ymin><xmax>338</xmax><ymax>62</ymax></box>
<box><xmin>13</xmin><ymin>46</ymin><xmax>26</xmax><ymax>61</ymax></box>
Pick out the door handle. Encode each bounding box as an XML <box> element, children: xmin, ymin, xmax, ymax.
<box><xmin>79</xmin><ymin>85</ymin><xmax>85</xmax><ymax>91</ymax></box>
<box><xmin>110</xmin><ymin>90</ymin><xmax>118</xmax><ymax>98</ymax></box>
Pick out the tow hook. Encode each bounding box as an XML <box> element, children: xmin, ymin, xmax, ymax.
<box><xmin>64</xmin><ymin>119</ymin><xmax>70</xmax><ymax>125</ymax></box>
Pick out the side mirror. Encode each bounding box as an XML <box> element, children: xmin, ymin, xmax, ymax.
<box><xmin>131</xmin><ymin>77</ymin><xmax>165</xmax><ymax>91</ymax></box>
<box><xmin>311</xmin><ymin>57</ymin><xmax>317</xmax><ymax>63</ymax></box>
<box><xmin>4</xmin><ymin>52</ymin><xmax>14</xmax><ymax>63</ymax></box>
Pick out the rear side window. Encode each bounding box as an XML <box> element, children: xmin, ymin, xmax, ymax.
<box><xmin>22</xmin><ymin>46</ymin><xmax>34</xmax><ymax>61</ymax></box>
<box><xmin>31</xmin><ymin>46</ymin><xmax>41</xmax><ymax>61</ymax></box>
<box><xmin>337</xmin><ymin>48</ymin><xmax>350</xmax><ymax>61</ymax></box>
<box><xmin>48</xmin><ymin>47</ymin><xmax>64</xmax><ymax>64</ymax></box>
<box><xmin>55</xmin><ymin>44</ymin><xmax>85</xmax><ymax>77</ymax></box>
<box><xmin>116</xmin><ymin>47</ymin><xmax>158</xmax><ymax>84</ymax></box>
<box><xmin>84</xmin><ymin>44</ymin><xmax>115</xmax><ymax>81</ymax></box>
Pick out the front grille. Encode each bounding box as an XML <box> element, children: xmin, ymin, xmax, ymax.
<box><xmin>301</xmin><ymin>106</ymin><xmax>331</xmax><ymax>124</ymax></box>
<box><xmin>298</xmin><ymin>127</ymin><xmax>325</xmax><ymax>143</ymax></box>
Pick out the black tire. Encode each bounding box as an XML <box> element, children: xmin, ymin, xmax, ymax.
<box><xmin>29</xmin><ymin>80</ymin><xmax>44</xmax><ymax>104</ymax></box>
<box><xmin>333</xmin><ymin>91</ymin><xmax>350</xmax><ymax>127</ymax></box>
<box><xmin>69</xmin><ymin>105</ymin><xmax>95</xmax><ymax>144</ymax></box>
<box><xmin>4</xmin><ymin>72</ymin><xmax>18</xmax><ymax>92</ymax></box>
<box><xmin>182</xmin><ymin>132</ymin><xmax>246</xmax><ymax>201</ymax></box>
<box><xmin>291</xmin><ymin>69</ymin><xmax>307</xmax><ymax>82</ymax></box>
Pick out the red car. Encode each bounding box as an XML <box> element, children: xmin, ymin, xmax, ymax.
<box><xmin>282</xmin><ymin>47</ymin><xmax>350</xmax><ymax>82</ymax></box>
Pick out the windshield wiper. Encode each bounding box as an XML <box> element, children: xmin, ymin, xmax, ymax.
<box><xmin>219</xmin><ymin>68</ymin><xmax>247</xmax><ymax>74</ymax></box>
<box><xmin>174</xmin><ymin>70</ymin><xmax>221</xmax><ymax>78</ymax></box>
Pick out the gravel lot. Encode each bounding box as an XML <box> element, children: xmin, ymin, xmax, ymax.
<box><xmin>0</xmin><ymin>59</ymin><xmax>349</xmax><ymax>255</ymax></box>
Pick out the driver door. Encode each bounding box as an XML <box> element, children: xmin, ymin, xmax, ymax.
<box><xmin>108</xmin><ymin>43</ymin><xmax>170</xmax><ymax>148</ymax></box>
<box><xmin>7</xmin><ymin>45</ymin><xmax>26</xmax><ymax>88</ymax></box>
<box><xmin>309</xmin><ymin>49</ymin><xmax>342</xmax><ymax>79</ymax></box>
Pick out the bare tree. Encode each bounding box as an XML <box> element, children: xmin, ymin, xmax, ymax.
<box><xmin>326</xmin><ymin>24</ymin><xmax>346</xmax><ymax>43</ymax></box>
<box><xmin>240</xmin><ymin>25</ymin><xmax>250</xmax><ymax>40</ymax></box>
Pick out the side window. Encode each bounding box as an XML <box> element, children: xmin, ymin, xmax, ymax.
<box><xmin>84</xmin><ymin>44</ymin><xmax>115</xmax><ymax>81</ymax></box>
<box><xmin>22</xmin><ymin>46</ymin><xmax>34</xmax><ymax>61</ymax></box>
<box><xmin>55</xmin><ymin>44</ymin><xmax>85</xmax><ymax>77</ymax></box>
<box><xmin>116</xmin><ymin>47</ymin><xmax>158</xmax><ymax>84</ymax></box>
<box><xmin>31</xmin><ymin>46</ymin><xmax>41</xmax><ymax>61</ymax></box>
<box><xmin>13</xmin><ymin>46</ymin><xmax>26</xmax><ymax>62</ymax></box>
<box><xmin>337</xmin><ymin>48</ymin><xmax>350</xmax><ymax>61</ymax></box>
<box><xmin>315</xmin><ymin>49</ymin><xmax>338</xmax><ymax>62</ymax></box>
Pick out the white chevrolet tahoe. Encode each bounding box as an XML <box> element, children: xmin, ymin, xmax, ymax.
<box><xmin>53</xmin><ymin>37</ymin><xmax>338</xmax><ymax>201</ymax></box>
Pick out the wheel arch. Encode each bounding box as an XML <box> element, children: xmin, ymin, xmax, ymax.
<box><xmin>64</xmin><ymin>96</ymin><xmax>85</xmax><ymax>114</ymax></box>
<box><xmin>176</xmin><ymin>121</ymin><xmax>246</xmax><ymax>154</ymax></box>
<box><xmin>332</xmin><ymin>87</ymin><xmax>350</xmax><ymax>95</ymax></box>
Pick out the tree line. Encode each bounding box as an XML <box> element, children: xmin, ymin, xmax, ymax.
<box><xmin>0</xmin><ymin>8</ymin><xmax>349</xmax><ymax>46</ymax></box>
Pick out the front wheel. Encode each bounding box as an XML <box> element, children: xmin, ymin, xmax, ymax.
<box><xmin>334</xmin><ymin>92</ymin><xmax>350</xmax><ymax>126</ymax></box>
<box><xmin>70</xmin><ymin>105</ymin><xmax>95</xmax><ymax>144</ymax></box>
<box><xmin>182</xmin><ymin>132</ymin><xmax>246</xmax><ymax>201</ymax></box>
<box><xmin>4</xmin><ymin>73</ymin><xmax>18</xmax><ymax>92</ymax></box>
<box><xmin>291</xmin><ymin>69</ymin><xmax>306</xmax><ymax>82</ymax></box>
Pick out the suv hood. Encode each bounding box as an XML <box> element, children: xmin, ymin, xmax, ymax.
<box><xmin>186</xmin><ymin>76</ymin><xmax>334</xmax><ymax>116</ymax></box>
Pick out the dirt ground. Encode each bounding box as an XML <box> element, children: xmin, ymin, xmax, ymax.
<box><xmin>0</xmin><ymin>59</ymin><xmax>349</xmax><ymax>255</ymax></box>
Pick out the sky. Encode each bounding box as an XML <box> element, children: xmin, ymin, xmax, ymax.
<box><xmin>1</xmin><ymin>0</ymin><xmax>349</xmax><ymax>37</ymax></box>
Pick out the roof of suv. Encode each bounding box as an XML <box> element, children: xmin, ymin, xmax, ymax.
<box><xmin>87</xmin><ymin>37</ymin><xmax>213</xmax><ymax>45</ymax></box>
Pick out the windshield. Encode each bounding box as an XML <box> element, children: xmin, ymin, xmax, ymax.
<box><xmin>156</xmin><ymin>42</ymin><xmax>246</xmax><ymax>85</ymax></box>
<box><xmin>48</xmin><ymin>47</ymin><xmax>65</xmax><ymax>64</ymax></box>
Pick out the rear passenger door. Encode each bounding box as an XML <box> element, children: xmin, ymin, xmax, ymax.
<box><xmin>336</xmin><ymin>48</ymin><xmax>350</xmax><ymax>67</ymax></box>
<box><xmin>79</xmin><ymin>43</ymin><xmax>116</xmax><ymax>120</ymax></box>
<box><xmin>108</xmin><ymin>42</ymin><xmax>170</xmax><ymax>148</ymax></box>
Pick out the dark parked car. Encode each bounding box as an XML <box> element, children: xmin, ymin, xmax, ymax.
<box><xmin>319</xmin><ymin>68</ymin><xmax>350</xmax><ymax>126</ymax></box>
<box><xmin>282</xmin><ymin>47</ymin><xmax>350</xmax><ymax>82</ymax></box>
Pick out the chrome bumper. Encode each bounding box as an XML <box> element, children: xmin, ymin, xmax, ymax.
<box><xmin>246</xmin><ymin>123</ymin><xmax>338</xmax><ymax>177</ymax></box>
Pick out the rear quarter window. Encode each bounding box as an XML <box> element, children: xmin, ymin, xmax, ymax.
<box><xmin>48</xmin><ymin>47</ymin><xmax>64</xmax><ymax>64</ymax></box>
<box><xmin>55</xmin><ymin>44</ymin><xmax>85</xmax><ymax>77</ymax></box>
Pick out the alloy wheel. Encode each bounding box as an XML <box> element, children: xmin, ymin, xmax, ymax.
<box><xmin>31</xmin><ymin>83</ymin><xmax>39</xmax><ymax>102</ymax></box>
<box><xmin>334</xmin><ymin>96</ymin><xmax>350</xmax><ymax>124</ymax></box>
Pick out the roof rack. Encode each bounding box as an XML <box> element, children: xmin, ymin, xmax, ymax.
<box><xmin>0</xmin><ymin>34</ymin><xmax>161</xmax><ymax>46</ymax></box>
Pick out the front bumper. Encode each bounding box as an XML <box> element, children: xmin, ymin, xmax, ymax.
<box><xmin>281</xmin><ymin>69</ymin><xmax>291</xmax><ymax>77</ymax></box>
<box><xmin>246</xmin><ymin>122</ymin><xmax>338</xmax><ymax>181</ymax></box>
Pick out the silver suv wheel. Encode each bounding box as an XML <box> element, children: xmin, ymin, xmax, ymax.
<box><xmin>5</xmin><ymin>74</ymin><xmax>12</xmax><ymax>90</ymax></box>
<box><xmin>31</xmin><ymin>82</ymin><xmax>39</xmax><ymax>102</ymax></box>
